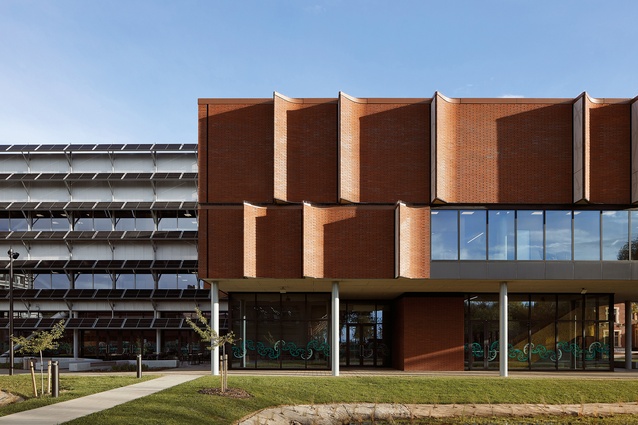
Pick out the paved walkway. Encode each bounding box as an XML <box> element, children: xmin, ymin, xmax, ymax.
<box><xmin>0</xmin><ymin>374</ymin><xmax>203</xmax><ymax>425</ymax></box>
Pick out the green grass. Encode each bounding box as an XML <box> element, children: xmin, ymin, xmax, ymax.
<box><xmin>0</xmin><ymin>374</ymin><xmax>156</xmax><ymax>417</ymax></box>
<box><xmin>62</xmin><ymin>376</ymin><xmax>638</xmax><ymax>424</ymax></box>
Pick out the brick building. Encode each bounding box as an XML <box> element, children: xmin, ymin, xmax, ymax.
<box><xmin>198</xmin><ymin>92</ymin><xmax>638</xmax><ymax>373</ymax></box>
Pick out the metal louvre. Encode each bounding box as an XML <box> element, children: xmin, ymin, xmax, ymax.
<box><xmin>1</xmin><ymin>288</ymin><xmax>211</xmax><ymax>301</ymax></box>
<box><xmin>0</xmin><ymin>171</ymin><xmax>196</xmax><ymax>181</ymax></box>
<box><xmin>0</xmin><ymin>143</ymin><xmax>196</xmax><ymax>153</ymax></box>
<box><xmin>66</xmin><ymin>318</ymin><xmax>97</xmax><ymax>328</ymax></box>
<box><xmin>0</xmin><ymin>200</ymin><xmax>197</xmax><ymax>211</ymax></box>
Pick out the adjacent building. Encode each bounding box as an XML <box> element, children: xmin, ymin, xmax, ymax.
<box><xmin>0</xmin><ymin>143</ymin><xmax>221</xmax><ymax>360</ymax></box>
<box><xmin>198</xmin><ymin>92</ymin><xmax>638</xmax><ymax>372</ymax></box>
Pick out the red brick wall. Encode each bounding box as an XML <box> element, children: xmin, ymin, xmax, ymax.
<box><xmin>274</xmin><ymin>94</ymin><xmax>338</xmax><ymax>203</ymax></box>
<box><xmin>397</xmin><ymin>204</ymin><xmax>430</xmax><ymax>278</ymax></box>
<box><xmin>339</xmin><ymin>94</ymin><xmax>429</xmax><ymax>203</ymax></box>
<box><xmin>588</xmin><ymin>103</ymin><xmax>631</xmax><ymax>204</ymax></box>
<box><xmin>203</xmin><ymin>102</ymin><xmax>274</xmax><ymax>204</ymax></box>
<box><xmin>199</xmin><ymin>206</ymin><xmax>244</xmax><ymax>278</ymax></box>
<box><xmin>303</xmin><ymin>204</ymin><xmax>395</xmax><ymax>278</ymax></box>
<box><xmin>434</xmin><ymin>94</ymin><xmax>459</xmax><ymax>203</ymax></box>
<box><xmin>339</xmin><ymin>94</ymin><xmax>363</xmax><ymax>202</ymax></box>
<box><xmin>244</xmin><ymin>204</ymin><xmax>302</xmax><ymax>278</ymax></box>
<box><xmin>394</xmin><ymin>295</ymin><xmax>465</xmax><ymax>370</ymax></box>
<box><xmin>435</xmin><ymin>99</ymin><xmax>573</xmax><ymax>204</ymax></box>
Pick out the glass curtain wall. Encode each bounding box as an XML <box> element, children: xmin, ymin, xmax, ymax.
<box><xmin>229</xmin><ymin>293</ymin><xmax>331</xmax><ymax>370</ymax></box>
<box><xmin>465</xmin><ymin>294</ymin><xmax>613</xmax><ymax>371</ymax></box>
<box><xmin>433</xmin><ymin>210</ymin><xmax>636</xmax><ymax>261</ymax></box>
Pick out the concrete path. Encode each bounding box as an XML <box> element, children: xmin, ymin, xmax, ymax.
<box><xmin>0</xmin><ymin>374</ymin><xmax>202</xmax><ymax>425</ymax></box>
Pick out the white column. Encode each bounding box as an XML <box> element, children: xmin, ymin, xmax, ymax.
<box><xmin>155</xmin><ymin>310</ymin><xmax>162</xmax><ymax>359</ymax></box>
<box><xmin>626</xmin><ymin>300</ymin><xmax>633</xmax><ymax>370</ymax></box>
<box><xmin>499</xmin><ymin>282</ymin><xmax>508</xmax><ymax>377</ymax></box>
<box><xmin>212</xmin><ymin>281</ymin><xmax>220</xmax><ymax>376</ymax></box>
<box><xmin>331</xmin><ymin>281</ymin><xmax>340</xmax><ymax>376</ymax></box>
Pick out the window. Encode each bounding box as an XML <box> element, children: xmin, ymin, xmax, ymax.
<box><xmin>460</xmin><ymin>211</ymin><xmax>486</xmax><ymax>260</ymax></box>
<box><xmin>602</xmin><ymin>211</ymin><xmax>629</xmax><ymax>260</ymax></box>
<box><xmin>488</xmin><ymin>211</ymin><xmax>514</xmax><ymax>260</ymax></box>
<box><xmin>546</xmin><ymin>211</ymin><xmax>572</xmax><ymax>261</ymax></box>
<box><xmin>574</xmin><ymin>211</ymin><xmax>600</xmax><ymax>260</ymax></box>
<box><xmin>431</xmin><ymin>210</ymin><xmax>458</xmax><ymax>260</ymax></box>
<box><xmin>517</xmin><ymin>211</ymin><xmax>544</xmax><ymax>260</ymax></box>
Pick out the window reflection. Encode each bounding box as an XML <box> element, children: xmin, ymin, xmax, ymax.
<box><xmin>574</xmin><ymin>211</ymin><xmax>600</xmax><ymax>260</ymax></box>
<box><xmin>432</xmin><ymin>209</ymin><xmax>638</xmax><ymax>262</ymax></box>
<box><xmin>488</xmin><ymin>211</ymin><xmax>514</xmax><ymax>260</ymax></box>
<box><xmin>603</xmin><ymin>211</ymin><xmax>629</xmax><ymax>260</ymax></box>
<box><xmin>546</xmin><ymin>211</ymin><xmax>572</xmax><ymax>261</ymax></box>
<box><xmin>431</xmin><ymin>210</ymin><xmax>458</xmax><ymax>260</ymax></box>
<box><xmin>517</xmin><ymin>211</ymin><xmax>544</xmax><ymax>260</ymax></box>
<box><xmin>631</xmin><ymin>211</ymin><xmax>638</xmax><ymax>261</ymax></box>
<box><xmin>460</xmin><ymin>211</ymin><xmax>486</xmax><ymax>260</ymax></box>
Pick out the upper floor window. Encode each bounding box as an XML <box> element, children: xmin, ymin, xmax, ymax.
<box><xmin>432</xmin><ymin>209</ymin><xmax>635</xmax><ymax>262</ymax></box>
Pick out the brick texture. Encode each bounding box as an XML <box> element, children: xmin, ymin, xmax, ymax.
<box><xmin>199</xmin><ymin>206</ymin><xmax>244</xmax><ymax>278</ymax></box>
<box><xmin>204</xmin><ymin>102</ymin><xmax>274</xmax><ymax>204</ymax></box>
<box><xmin>393</xmin><ymin>295</ymin><xmax>464</xmax><ymax>370</ymax></box>
<box><xmin>436</xmin><ymin>98</ymin><xmax>573</xmax><ymax>204</ymax></box>
<box><xmin>303</xmin><ymin>204</ymin><xmax>395</xmax><ymax>278</ymax></box>
<box><xmin>244</xmin><ymin>204</ymin><xmax>302</xmax><ymax>278</ymax></box>
<box><xmin>588</xmin><ymin>102</ymin><xmax>631</xmax><ymax>204</ymax></box>
<box><xmin>339</xmin><ymin>94</ymin><xmax>362</xmax><ymax>202</ymax></box>
<box><xmin>397</xmin><ymin>204</ymin><xmax>430</xmax><ymax>278</ymax></box>
<box><xmin>274</xmin><ymin>94</ymin><xmax>338</xmax><ymax>203</ymax></box>
<box><xmin>340</xmin><ymin>94</ymin><xmax>429</xmax><ymax>203</ymax></box>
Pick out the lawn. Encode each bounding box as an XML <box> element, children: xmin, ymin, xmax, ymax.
<box><xmin>0</xmin><ymin>374</ymin><xmax>156</xmax><ymax>417</ymax></box>
<box><xmin>61</xmin><ymin>375</ymin><xmax>638</xmax><ymax>424</ymax></box>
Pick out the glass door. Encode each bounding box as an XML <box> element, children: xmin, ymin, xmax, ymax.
<box><xmin>468</xmin><ymin>321</ymin><xmax>500</xmax><ymax>370</ymax></box>
<box><xmin>339</xmin><ymin>301</ymin><xmax>391</xmax><ymax>367</ymax></box>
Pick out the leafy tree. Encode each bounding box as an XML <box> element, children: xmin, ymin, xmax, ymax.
<box><xmin>12</xmin><ymin>319</ymin><xmax>65</xmax><ymax>397</ymax></box>
<box><xmin>185</xmin><ymin>308</ymin><xmax>235</xmax><ymax>391</ymax></box>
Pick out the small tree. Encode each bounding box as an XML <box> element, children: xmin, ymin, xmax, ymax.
<box><xmin>185</xmin><ymin>308</ymin><xmax>235</xmax><ymax>390</ymax></box>
<box><xmin>12</xmin><ymin>319</ymin><xmax>65</xmax><ymax>397</ymax></box>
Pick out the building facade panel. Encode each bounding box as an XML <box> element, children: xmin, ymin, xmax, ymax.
<box><xmin>338</xmin><ymin>93</ymin><xmax>363</xmax><ymax>203</ymax></box>
<box><xmin>201</xmin><ymin>101</ymin><xmax>274</xmax><ymax>204</ymax></box>
<box><xmin>274</xmin><ymin>94</ymin><xmax>338</xmax><ymax>203</ymax></box>
<box><xmin>588</xmin><ymin>102</ymin><xmax>631</xmax><ymax>204</ymax></box>
<box><xmin>303</xmin><ymin>204</ymin><xmax>395</xmax><ymax>279</ymax></box>
<box><xmin>397</xmin><ymin>203</ymin><xmax>430</xmax><ymax>279</ymax></box>
<box><xmin>200</xmin><ymin>206</ymin><xmax>244</xmax><ymax>278</ymax></box>
<box><xmin>243</xmin><ymin>204</ymin><xmax>303</xmax><ymax>278</ymax></box>
<box><xmin>394</xmin><ymin>295</ymin><xmax>464</xmax><ymax>371</ymax></box>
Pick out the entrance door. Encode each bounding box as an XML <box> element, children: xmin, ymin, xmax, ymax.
<box><xmin>342</xmin><ymin>323</ymin><xmax>389</xmax><ymax>367</ymax></box>
<box><xmin>468</xmin><ymin>321</ymin><xmax>500</xmax><ymax>370</ymax></box>
<box><xmin>346</xmin><ymin>324</ymin><xmax>375</xmax><ymax>366</ymax></box>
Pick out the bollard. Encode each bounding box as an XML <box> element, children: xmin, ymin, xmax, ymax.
<box><xmin>136</xmin><ymin>354</ymin><xmax>142</xmax><ymax>378</ymax></box>
<box><xmin>51</xmin><ymin>361</ymin><xmax>59</xmax><ymax>398</ymax></box>
<box><xmin>47</xmin><ymin>360</ymin><xmax>52</xmax><ymax>394</ymax></box>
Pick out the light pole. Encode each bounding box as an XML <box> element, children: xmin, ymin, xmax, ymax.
<box><xmin>8</xmin><ymin>249</ymin><xmax>19</xmax><ymax>376</ymax></box>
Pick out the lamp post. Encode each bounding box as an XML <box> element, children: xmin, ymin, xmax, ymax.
<box><xmin>8</xmin><ymin>249</ymin><xmax>19</xmax><ymax>376</ymax></box>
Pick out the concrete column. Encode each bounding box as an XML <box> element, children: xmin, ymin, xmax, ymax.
<box><xmin>155</xmin><ymin>310</ymin><xmax>162</xmax><ymax>358</ymax></box>
<box><xmin>72</xmin><ymin>311</ymin><xmax>79</xmax><ymax>358</ymax></box>
<box><xmin>626</xmin><ymin>300</ymin><xmax>633</xmax><ymax>370</ymax></box>
<box><xmin>212</xmin><ymin>281</ymin><xmax>220</xmax><ymax>376</ymax></box>
<box><xmin>331</xmin><ymin>281</ymin><xmax>340</xmax><ymax>377</ymax></box>
<box><xmin>499</xmin><ymin>282</ymin><xmax>508</xmax><ymax>377</ymax></box>
<box><xmin>73</xmin><ymin>329</ymin><xmax>79</xmax><ymax>359</ymax></box>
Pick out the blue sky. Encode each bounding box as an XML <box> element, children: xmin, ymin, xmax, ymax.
<box><xmin>1</xmin><ymin>0</ymin><xmax>637</xmax><ymax>145</ymax></box>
